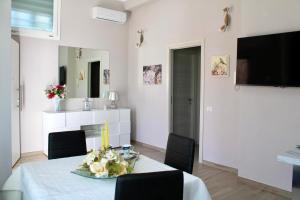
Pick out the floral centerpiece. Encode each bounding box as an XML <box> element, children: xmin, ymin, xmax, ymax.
<box><xmin>73</xmin><ymin>149</ymin><xmax>136</xmax><ymax>179</ymax></box>
<box><xmin>45</xmin><ymin>84</ymin><xmax>66</xmax><ymax>112</ymax></box>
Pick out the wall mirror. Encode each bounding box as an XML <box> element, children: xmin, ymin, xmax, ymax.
<box><xmin>58</xmin><ymin>46</ymin><xmax>110</xmax><ymax>99</ymax></box>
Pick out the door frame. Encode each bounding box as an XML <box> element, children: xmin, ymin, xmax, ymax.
<box><xmin>167</xmin><ymin>40</ymin><xmax>205</xmax><ymax>163</ymax></box>
<box><xmin>11</xmin><ymin>38</ymin><xmax>21</xmax><ymax>167</ymax></box>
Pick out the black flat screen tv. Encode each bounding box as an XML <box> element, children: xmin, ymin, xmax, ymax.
<box><xmin>236</xmin><ymin>31</ymin><xmax>300</xmax><ymax>87</ymax></box>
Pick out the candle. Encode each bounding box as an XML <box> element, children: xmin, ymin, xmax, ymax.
<box><xmin>101</xmin><ymin>127</ymin><xmax>105</xmax><ymax>151</ymax></box>
<box><xmin>105</xmin><ymin>121</ymin><xmax>109</xmax><ymax>148</ymax></box>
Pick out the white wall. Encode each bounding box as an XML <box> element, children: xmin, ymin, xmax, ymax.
<box><xmin>128</xmin><ymin>0</ymin><xmax>240</xmax><ymax>168</ymax></box>
<box><xmin>20</xmin><ymin>0</ymin><xmax>128</xmax><ymax>153</ymax></box>
<box><xmin>237</xmin><ymin>0</ymin><xmax>300</xmax><ymax>191</ymax></box>
<box><xmin>0</xmin><ymin>0</ymin><xmax>12</xmax><ymax>187</ymax></box>
<box><xmin>128</xmin><ymin>0</ymin><xmax>300</xmax><ymax>191</ymax></box>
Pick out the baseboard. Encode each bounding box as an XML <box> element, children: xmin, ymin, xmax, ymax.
<box><xmin>131</xmin><ymin>140</ymin><xmax>166</xmax><ymax>153</ymax></box>
<box><xmin>132</xmin><ymin>141</ymin><xmax>291</xmax><ymax>198</ymax></box>
<box><xmin>203</xmin><ymin>160</ymin><xmax>291</xmax><ymax>198</ymax></box>
<box><xmin>21</xmin><ymin>151</ymin><xmax>44</xmax><ymax>158</ymax></box>
<box><xmin>238</xmin><ymin>177</ymin><xmax>291</xmax><ymax>199</ymax></box>
<box><xmin>203</xmin><ymin>160</ymin><xmax>238</xmax><ymax>174</ymax></box>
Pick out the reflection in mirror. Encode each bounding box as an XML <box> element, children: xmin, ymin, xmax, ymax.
<box><xmin>58</xmin><ymin>46</ymin><xmax>110</xmax><ymax>99</ymax></box>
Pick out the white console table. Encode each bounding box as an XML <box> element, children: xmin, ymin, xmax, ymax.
<box><xmin>278</xmin><ymin>149</ymin><xmax>300</xmax><ymax>200</ymax></box>
<box><xmin>42</xmin><ymin>109</ymin><xmax>131</xmax><ymax>155</ymax></box>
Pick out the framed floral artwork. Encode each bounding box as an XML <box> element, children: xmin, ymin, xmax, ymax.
<box><xmin>143</xmin><ymin>64</ymin><xmax>162</xmax><ymax>85</ymax></box>
<box><xmin>211</xmin><ymin>55</ymin><xmax>230</xmax><ymax>77</ymax></box>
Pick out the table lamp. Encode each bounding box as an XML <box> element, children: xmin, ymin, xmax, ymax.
<box><xmin>108</xmin><ymin>91</ymin><xmax>119</xmax><ymax>109</ymax></box>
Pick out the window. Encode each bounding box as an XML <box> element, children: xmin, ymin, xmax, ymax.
<box><xmin>11</xmin><ymin>0</ymin><xmax>61</xmax><ymax>40</ymax></box>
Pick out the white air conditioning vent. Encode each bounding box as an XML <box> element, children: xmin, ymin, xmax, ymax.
<box><xmin>92</xmin><ymin>7</ymin><xmax>127</xmax><ymax>24</ymax></box>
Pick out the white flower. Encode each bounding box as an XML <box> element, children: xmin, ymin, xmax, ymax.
<box><xmin>101</xmin><ymin>158</ymin><xmax>108</xmax><ymax>166</ymax></box>
<box><xmin>105</xmin><ymin>150</ymin><xmax>117</xmax><ymax>161</ymax></box>
<box><xmin>83</xmin><ymin>150</ymin><xmax>100</xmax><ymax>166</ymax></box>
<box><xmin>89</xmin><ymin>162</ymin><xmax>107</xmax><ymax>178</ymax></box>
<box><xmin>80</xmin><ymin>149</ymin><xmax>134</xmax><ymax>178</ymax></box>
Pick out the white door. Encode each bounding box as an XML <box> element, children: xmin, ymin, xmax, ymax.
<box><xmin>11</xmin><ymin>39</ymin><xmax>21</xmax><ymax>167</ymax></box>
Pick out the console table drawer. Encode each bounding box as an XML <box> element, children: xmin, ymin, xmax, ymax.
<box><xmin>43</xmin><ymin>109</ymin><xmax>131</xmax><ymax>155</ymax></box>
<box><xmin>66</xmin><ymin>112</ymin><xmax>93</xmax><ymax>127</ymax></box>
<box><xmin>43</xmin><ymin>113</ymin><xmax>65</xmax><ymax>129</ymax></box>
<box><xmin>93</xmin><ymin>110</ymin><xmax>119</xmax><ymax>124</ymax></box>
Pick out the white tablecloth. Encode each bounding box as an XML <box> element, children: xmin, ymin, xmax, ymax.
<box><xmin>3</xmin><ymin>155</ymin><xmax>211</xmax><ymax>200</ymax></box>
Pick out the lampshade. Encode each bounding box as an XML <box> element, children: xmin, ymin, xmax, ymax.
<box><xmin>108</xmin><ymin>91</ymin><xmax>119</xmax><ymax>101</ymax></box>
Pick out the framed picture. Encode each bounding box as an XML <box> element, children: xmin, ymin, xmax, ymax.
<box><xmin>211</xmin><ymin>55</ymin><xmax>230</xmax><ymax>77</ymax></box>
<box><xmin>103</xmin><ymin>69</ymin><xmax>110</xmax><ymax>84</ymax></box>
<box><xmin>143</xmin><ymin>64</ymin><xmax>162</xmax><ymax>85</ymax></box>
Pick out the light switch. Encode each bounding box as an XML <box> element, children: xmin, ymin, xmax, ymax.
<box><xmin>206</xmin><ymin>106</ymin><xmax>213</xmax><ymax>112</ymax></box>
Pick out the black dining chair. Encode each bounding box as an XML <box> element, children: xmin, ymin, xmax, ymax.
<box><xmin>165</xmin><ymin>133</ymin><xmax>195</xmax><ymax>174</ymax></box>
<box><xmin>48</xmin><ymin>130</ymin><xmax>87</xmax><ymax>160</ymax></box>
<box><xmin>115</xmin><ymin>170</ymin><xmax>183</xmax><ymax>200</ymax></box>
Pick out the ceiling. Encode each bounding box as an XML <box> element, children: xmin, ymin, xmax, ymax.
<box><xmin>116</xmin><ymin>0</ymin><xmax>154</xmax><ymax>10</ymax></box>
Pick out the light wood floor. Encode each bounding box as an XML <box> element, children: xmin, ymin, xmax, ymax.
<box><xmin>16</xmin><ymin>144</ymin><xmax>290</xmax><ymax>200</ymax></box>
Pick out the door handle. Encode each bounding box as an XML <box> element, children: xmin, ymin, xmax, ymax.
<box><xmin>19</xmin><ymin>85</ymin><xmax>24</xmax><ymax>111</ymax></box>
<box><xmin>188</xmin><ymin>98</ymin><xmax>192</xmax><ymax>105</ymax></box>
<box><xmin>16</xmin><ymin>99</ymin><xmax>20</xmax><ymax>108</ymax></box>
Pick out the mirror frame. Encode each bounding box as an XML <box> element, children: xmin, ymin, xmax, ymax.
<box><xmin>58</xmin><ymin>45</ymin><xmax>111</xmax><ymax>100</ymax></box>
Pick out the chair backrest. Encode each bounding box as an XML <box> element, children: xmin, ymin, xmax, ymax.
<box><xmin>165</xmin><ymin>133</ymin><xmax>195</xmax><ymax>174</ymax></box>
<box><xmin>115</xmin><ymin>170</ymin><xmax>183</xmax><ymax>200</ymax></box>
<box><xmin>48</xmin><ymin>130</ymin><xmax>87</xmax><ymax>160</ymax></box>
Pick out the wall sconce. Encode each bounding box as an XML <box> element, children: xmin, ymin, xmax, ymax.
<box><xmin>77</xmin><ymin>70</ymin><xmax>85</xmax><ymax>88</ymax></box>
<box><xmin>136</xmin><ymin>30</ymin><xmax>144</xmax><ymax>48</ymax></box>
<box><xmin>76</xmin><ymin>48</ymin><xmax>82</xmax><ymax>60</ymax></box>
<box><xmin>79</xmin><ymin>71</ymin><xmax>85</xmax><ymax>81</ymax></box>
<box><xmin>219</xmin><ymin>7</ymin><xmax>231</xmax><ymax>32</ymax></box>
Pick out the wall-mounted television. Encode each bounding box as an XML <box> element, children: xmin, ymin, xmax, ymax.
<box><xmin>236</xmin><ymin>31</ymin><xmax>300</xmax><ymax>87</ymax></box>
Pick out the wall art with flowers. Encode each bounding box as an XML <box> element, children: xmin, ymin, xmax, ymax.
<box><xmin>211</xmin><ymin>55</ymin><xmax>230</xmax><ymax>77</ymax></box>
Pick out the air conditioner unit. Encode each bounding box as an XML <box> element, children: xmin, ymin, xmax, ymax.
<box><xmin>92</xmin><ymin>7</ymin><xmax>127</xmax><ymax>24</ymax></box>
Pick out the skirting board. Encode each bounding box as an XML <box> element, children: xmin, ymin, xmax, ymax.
<box><xmin>21</xmin><ymin>151</ymin><xmax>44</xmax><ymax>158</ymax></box>
<box><xmin>203</xmin><ymin>160</ymin><xmax>238</xmax><ymax>174</ymax></box>
<box><xmin>203</xmin><ymin>160</ymin><xmax>291</xmax><ymax>199</ymax></box>
<box><xmin>131</xmin><ymin>140</ymin><xmax>166</xmax><ymax>153</ymax></box>
<box><xmin>238</xmin><ymin>177</ymin><xmax>291</xmax><ymax>199</ymax></box>
<box><xmin>132</xmin><ymin>141</ymin><xmax>291</xmax><ymax>198</ymax></box>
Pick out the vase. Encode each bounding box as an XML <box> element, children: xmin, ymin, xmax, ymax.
<box><xmin>53</xmin><ymin>98</ymin><xmax>62</xmax><ymax>112</ymax></box>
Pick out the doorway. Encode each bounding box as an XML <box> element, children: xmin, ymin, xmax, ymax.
<box><xmin>168</xmin><ymin>42</ymin><xmax>204</xmax><ymax>163</ymax></box>
<box><xmin>88</xmin><ymin>61</ymin><xmax>100</xmax><ymax>98</ymax></box>
<box><xmin>171</xmin><ymin>47</ymin><xmax>201</xmax><ymax>142</ymax></box>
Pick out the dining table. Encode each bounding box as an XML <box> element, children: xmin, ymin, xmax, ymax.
<box><xmin>2</xmin><ymin>155</ymin><xmax>212</xmax><ymax>200</ymax></box>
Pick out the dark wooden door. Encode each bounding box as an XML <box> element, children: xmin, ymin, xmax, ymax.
<box><xmin>90</xmin><ymin>61</ymin><xmax>100</xmax><ymax>98</ymax></box>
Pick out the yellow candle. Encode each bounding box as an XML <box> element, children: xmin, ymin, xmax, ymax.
<box><xmin>105</xmin><ymin>121</ymin><xmax>109</xmax><ymax>148</ymax></box>
<box><xmin>101</xmin><ymin>127</ymin><xmax>105</xmax><ymax>151</ymax></box>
